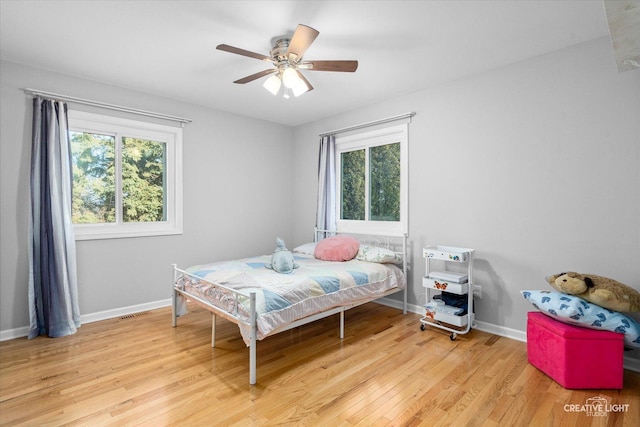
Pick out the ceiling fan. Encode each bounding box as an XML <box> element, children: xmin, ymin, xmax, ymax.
<box><xmin>216</xmin><ymin>24</ymin><xmax>358</xmax><ymax>98</ymax></box>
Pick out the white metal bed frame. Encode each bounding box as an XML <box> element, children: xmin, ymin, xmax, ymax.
<box><xmin>172</xmin><ymin>230</ymin><xmax>408</xmax><ymax>385</ymax></box>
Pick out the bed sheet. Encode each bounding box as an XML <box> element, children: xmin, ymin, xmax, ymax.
<box><xmin>176</xmin><ymin>254</ymin><xmax>405</xmax><ymax>345</ymax></box>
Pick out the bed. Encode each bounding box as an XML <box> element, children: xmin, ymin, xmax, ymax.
<box><xmin>171</xmin><ymin>230</ymin><xmax>408</xmax><ymax>384</ymax></box>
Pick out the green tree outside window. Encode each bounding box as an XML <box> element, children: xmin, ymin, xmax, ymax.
<box><xmin>340</xmin><ymin>142</ymin><xmax>400</xmax><ymax>222</ymax></box>
<box><xmin>70</xmin><ymin>132</ymin><xmax>166</xmax><ymax>224</ymax></box>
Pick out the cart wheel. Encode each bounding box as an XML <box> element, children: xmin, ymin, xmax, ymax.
<box><xmin>420</xmin><ymin>323</ymin><xmax>426</xmax><ymax>331</ymax></box>
<box><xmin>450</xmin><ymin>333</ymin><xmax>457</xmax><ymax>341</ymax></box>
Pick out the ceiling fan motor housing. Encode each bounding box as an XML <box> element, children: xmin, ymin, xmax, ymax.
<box><xmin>271</xmin><ymin>39</ymin><xmax>291</xmax><ymax>60</ymax></box>
<box><xmin>271</xmin><ymin>38</ymin><xmax>299</xmax><ymax>74</ymax></box>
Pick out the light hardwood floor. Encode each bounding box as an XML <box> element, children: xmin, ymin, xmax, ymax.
<box><xmin>1</xmin><ymin>303</ymin><xmax>638</xmax><ymax>426</ymax></box>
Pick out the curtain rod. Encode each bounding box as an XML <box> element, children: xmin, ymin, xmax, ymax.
<box><xmin>22</xmin><ymin>88</ymin><xmax>192</xmax><ymax>126</ymax></box>
<box><xmin>319</xmin><ymin>112</ymin><xmax>415</xmax><ymax>137</ymax></box>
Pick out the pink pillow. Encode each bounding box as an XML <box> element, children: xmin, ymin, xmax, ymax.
<box><xmin>314</xmin><ymin>236</ymin><xmax>360</xmax><ymax>261</ymax></box>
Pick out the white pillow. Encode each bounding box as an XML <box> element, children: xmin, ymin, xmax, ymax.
<box><xmin>521</xmin><ymin>290</ymin><xmax>640</xmax><ymax>348</ymax></box>
<box><xmin>356</xmin><ymin>245</ymin><xmax>403</xmax><ymax>264</ymax></box>
<box><xmin>292</xmin><ymin>242</ymin><xmax>317</xmax><ymax>255</ymax></box>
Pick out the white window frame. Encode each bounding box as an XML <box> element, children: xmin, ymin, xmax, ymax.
<box><xmin>335</xmin><ymin>123</ymin><xmax>408</xmax><ymax>235</ymax></box>
<box><xmin>67</xmin><ymin>110</ymin><xmax>183</xmax><ymax>240</ymax></box>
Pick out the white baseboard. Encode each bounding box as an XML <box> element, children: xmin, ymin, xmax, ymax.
<box><xmin>81</xmin><ymin>298</ymin><xmax>171</xmax><ymax>324</ymax></box>
<box><xmin>624</xmin><ymin>355</ymin><xmax>640</xmax><ymax>372</ymax></box>
<box><xmin>0</xmin><ymin>298</ymin><xmax>172</xmax><ymax>342</ymax></box>
<box><xmin>375</xmin><ymin>297</ymin><xmax>525</xmax><ymax>341</ymax></box>
<box><xmin>0</xmin><ymin>326</ymin><xmax>30</xmax><ymax>342</ymax></box>
<box><xmin>474</xmin><ymin>320</ymin><xmax>527</xmax><ymax>342</ymax></box>
<box><xmin>376</xmin><ymin>296</ymin><xmax>639</xmax><ymax>373</ymax></box>
<box><xmin>4</xmin><ymin>296</ymin><xmax>639</xmax><ymax>374</ymax></box>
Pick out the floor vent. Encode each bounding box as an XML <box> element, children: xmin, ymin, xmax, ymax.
<box><xmin>120</xmin><ymin>311</ymin><xmax>151</xmax><ymax>320</ymax></box>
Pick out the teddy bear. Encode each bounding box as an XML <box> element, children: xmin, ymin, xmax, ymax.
<box><xmin>266</xmin><ymin>237</ymin><xmax>299</xmax><ymax>274</ymax></box>
<box><xmin>546</xmin><ymin>272</ymin><xmax>640</xmax><ymax>313</ymax></box>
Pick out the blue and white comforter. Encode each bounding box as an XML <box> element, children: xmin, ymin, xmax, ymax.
<box><xmin>177</xmin><ymin>254</ymin><xmax>404</xmax><ymax>345</ymax></box>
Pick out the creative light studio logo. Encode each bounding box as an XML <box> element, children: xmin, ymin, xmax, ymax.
<box><xmin>564</xmin><ymin>396</ymin><xmax>630</xmax><ymax>417</ymax></box>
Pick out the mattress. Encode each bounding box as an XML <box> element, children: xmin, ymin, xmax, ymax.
<box><xmin>176</xmin><ymin>254</ymin><xmax>405</xmax><ymax>344</ymax></box>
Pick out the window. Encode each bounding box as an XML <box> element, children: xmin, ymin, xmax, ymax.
<box><xmin>335</xmin><ymin>123</ymin><xmax>408</xmax><ymax>234</ymax></box>
<box><xmin>67</xmin><ymin>110</ymin><xmax>182</xmax><ymax>240</ymax></box>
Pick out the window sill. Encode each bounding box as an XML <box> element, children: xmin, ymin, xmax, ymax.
<box><xmin>74</xmin><ymin>225</ymin><xmax>182</xmax><ymax>241</ymax></box>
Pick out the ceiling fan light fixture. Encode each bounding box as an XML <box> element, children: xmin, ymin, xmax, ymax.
<box><xmin>292</xmin><ymin>77</ymin><xmax>311</xmax><ymax>97</ymax></box>
<box><xmin>263</xmin><ymin>74</ymin><xmax>281</xmax><ymax>95</ymax></box>
<box><xmin>282</xmin><ymin>67</ymin><xmax>301</xmax><ymax>89</ymax></box>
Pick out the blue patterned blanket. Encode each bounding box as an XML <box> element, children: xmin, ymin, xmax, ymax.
<box><xmin>177</xmin><ymin>254</ymin><xmax>404</xmax><ymax>344</ymax></box>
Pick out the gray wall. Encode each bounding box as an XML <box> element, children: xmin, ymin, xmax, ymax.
<box><xmin>2</xmin><ymin>36</ymin><xmax>639</xmax><ymax>356</ymax></box>
<box><xmin>0</xmin><ymin>60</ymin><xmax>293</xmax><ymax>333</ymax></box>
<box><xmin>292</xmin><ymin>37</ymin><xmax>640</xmax><ymax>343</ymax></box>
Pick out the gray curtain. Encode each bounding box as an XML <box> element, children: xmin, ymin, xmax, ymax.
<box><xmin>316</xmin><ymin>135</ymin><xmax>337</xmax><ymax>234</ymax></box>
<box><xmin>28</xmin><ymin>96</ymin><xmax>81</xmax><ymax>339</ymax></box>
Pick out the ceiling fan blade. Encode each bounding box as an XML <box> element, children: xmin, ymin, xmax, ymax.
<box><xmin>216</xmin><ymin>44</ymin><xmax>273</xmax><ymax>62</ymax></box>
<box><xmin>296</xmin><ymin>71</ymin><xmax>314</xmax><ymax>94</ymax></box>
<box><xmin>301</xmin><ymin>60</ymin><xmax>359</xmax><ymax>72</ymax></box>
<box><xmin>286</xmin><ymin>24</ymin><xmax>319</xmax><ymax>61</ymax></box>
<box><xmin>234</xmin><ymin>69</ymin><xmax>277</xmax><ymax>84</ymax></box>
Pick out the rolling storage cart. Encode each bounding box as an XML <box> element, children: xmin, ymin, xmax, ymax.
<box><xmin>420</xmin><ymin>246</ymin><xmax>475</xmax><ymax>340</ymax></box>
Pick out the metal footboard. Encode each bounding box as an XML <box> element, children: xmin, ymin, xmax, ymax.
<box><xmin>171</xmin><ymin>264</ymin><xmax>258</xmax><ymax>384</ymax></box>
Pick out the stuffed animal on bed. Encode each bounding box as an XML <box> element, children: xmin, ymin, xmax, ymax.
<box><xmin>546</xmin><ymin>272</ymin><xmax>640</xmax><ymax>313</ymax></box>
<box><xmin>266</xmin><ymin>238</ymin><xmax>299</xmax><ymax>274</ymax></box>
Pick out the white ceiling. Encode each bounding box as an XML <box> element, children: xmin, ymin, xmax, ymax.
<box><xmin>0</xmin><ymin>1</ymin><xmax>612</xmax><ymax>126</ymax></box>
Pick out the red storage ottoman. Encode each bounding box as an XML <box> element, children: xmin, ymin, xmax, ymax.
<box><xmin>526</xmin><ymin>311</ymin><xmax>623</xmax><ymax>389</ymax></box>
